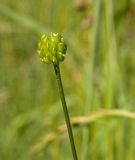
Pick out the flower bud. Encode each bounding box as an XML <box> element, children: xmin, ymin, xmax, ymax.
<box><xmin>38</xmin><ymin>32</ymin><xmax>67</xmax><ymax>65</ymax></box>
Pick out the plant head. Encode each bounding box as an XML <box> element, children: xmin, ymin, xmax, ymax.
<box><xmin>38</xmin><ymin>32</ymin><xmax>67</xmax><ymax>65</ymax></box>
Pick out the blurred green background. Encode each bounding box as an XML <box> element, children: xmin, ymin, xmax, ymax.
<box><xmin>0</xmin><ymin>0</ymin><xmax>135</xmax><ymax>159</ymax></box>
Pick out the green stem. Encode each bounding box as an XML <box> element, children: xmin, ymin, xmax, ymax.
<box><xmin>53</xmin><ymin>64</ymin><xmax>78</xmax><ymax>160</ymax></box>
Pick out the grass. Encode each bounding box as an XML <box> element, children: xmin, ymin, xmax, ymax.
<box><xmin>0</xmin><ymin>0</ymin><xmax>135</xmax><ymax>159</ymax></box>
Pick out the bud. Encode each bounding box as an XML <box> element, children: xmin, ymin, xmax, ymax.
<box><xmin>38</xmin><ymin>32</ymin><xmax>67</xmax><ymax>65</ymax></box>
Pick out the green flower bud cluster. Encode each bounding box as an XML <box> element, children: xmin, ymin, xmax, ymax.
<box><xmin>38</xmin><ymin>32</ymin><xmax>67</xmax><ymax>65</ymax></box>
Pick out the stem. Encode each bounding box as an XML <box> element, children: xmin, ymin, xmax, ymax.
<box><xmin>53</xmin><ymin>64</ymin><xmax>78</xmax><ymax>160</ymax></box>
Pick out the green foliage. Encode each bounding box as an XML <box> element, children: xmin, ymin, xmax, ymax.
<box><xmin>0</xmin><ymin>0</ymin><xmax>135</xmax><ymax>160</ymax></box>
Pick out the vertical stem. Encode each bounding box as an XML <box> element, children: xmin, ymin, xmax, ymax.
<box><xmin>53</xmin><ymin>64</ymin><xmax>78</xmax><ymax>160</ymax></box>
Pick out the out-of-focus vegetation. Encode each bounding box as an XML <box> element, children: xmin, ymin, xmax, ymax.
<box><xmin>0</xmin><ymin>0</ymin><xmax>135</xmax><ymax>159</ymax></box>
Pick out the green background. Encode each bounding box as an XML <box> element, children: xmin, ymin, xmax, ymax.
<box><xmin>0</xmin><ymin>0</ymin><xmax>135</xmax><ymax>159</ymax></box>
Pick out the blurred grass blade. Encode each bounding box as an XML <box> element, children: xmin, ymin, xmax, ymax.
<box><xmin>0</xmin><ymin>3</ymin><xmax>50</xmax><ymax>34</ymax></box>
<box><xmin>81</xmin><ymin>0</ymin><xmax>102</xmax><ymax>159</ymax></box>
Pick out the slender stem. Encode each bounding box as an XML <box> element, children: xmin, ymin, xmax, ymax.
<box><xmin>53</xmin><ymin>64</ymin><xmax>78</xmax><ymax>160</ymax></box>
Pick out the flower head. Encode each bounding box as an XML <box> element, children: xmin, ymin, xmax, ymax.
<box><xmin>38</xmin><ymin>32</ymin><xmax>67</xmax><ymax>65</ymax></box>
